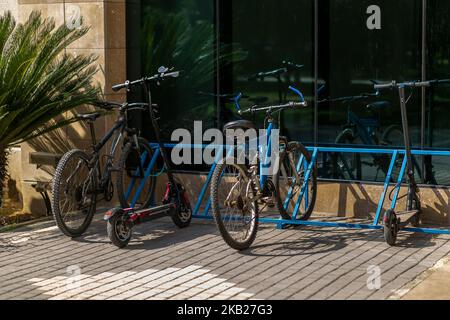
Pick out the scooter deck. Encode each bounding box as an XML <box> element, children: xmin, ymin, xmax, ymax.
<box><xmin>396</xmin><ymin>210</ymin><xmax>420</xmax><ymax>228</ymax></box>
<box><xmin>127</xmin><ymin>203</ymin><xmax>176</xmax><ymax>224</ymax></box>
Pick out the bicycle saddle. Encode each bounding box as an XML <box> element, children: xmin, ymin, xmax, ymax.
<box><xmin>367</xmin><ymin>101</ymin><xmax>390</xmax><ymax>110</ymax></box>
<box><xmin>76</xmin><ymin>112</ymin><xmax>102</xmax><ymax>122</ymax></box>
<box><xmin>223</xmin><ymin>120</ymin><xmax>255</xmax><ymax>132</ymax></box>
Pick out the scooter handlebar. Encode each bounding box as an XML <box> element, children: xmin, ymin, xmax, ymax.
<box><xmin>375</xmin><ymin>79</ymin><xmax>450</xmax><ymax>91</ymax></box>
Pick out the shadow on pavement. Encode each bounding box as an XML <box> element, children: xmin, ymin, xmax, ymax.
<box><xmin>244</xmin><ymin>226</ymin><xmax>437</xmax><ymax>257</ymax></box>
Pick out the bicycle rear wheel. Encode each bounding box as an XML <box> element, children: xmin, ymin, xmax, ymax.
<box><xmin>116</xmin><ymin>137</ymin><xmax>156</xmax><ymax>209</ymax></box>
<box><xmin>275</xmin><ymin>141</ymin><xmax>317</xmax><ymax>221</ymax></box>
<box><xmin>51</xmin><ymin>149</ymin><xmax>97</xmax><ymax>237</ymax></box>
<box><xmin>211</xmin><ymin>158</ymin><xmax>258</xmax><ymax>251</ymax></box>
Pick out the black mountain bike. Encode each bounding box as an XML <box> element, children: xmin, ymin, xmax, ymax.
<box><xmin>51</xmin><ymin>101</ymin><xmax>156</xmax><ymax>237</ymax></box>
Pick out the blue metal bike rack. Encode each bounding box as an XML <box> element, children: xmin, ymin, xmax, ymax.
<box><xmin>191</xmin><ymin>145</ymin><xmax>450</xmax><ymax>237</ymax></box>
<box><xmin>137</xmin><ymin>143</ymin><xmax>450</xmax><ymax>238</ymax></box>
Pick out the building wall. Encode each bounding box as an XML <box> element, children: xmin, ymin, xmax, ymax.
<box><xmin>0</xmin><ymin>0</ymin><xmax>18</xmax><ymax>18</ymax></box>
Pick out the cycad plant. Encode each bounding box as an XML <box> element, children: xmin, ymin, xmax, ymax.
<box><xmin>0</xmin><ymin>11</ymin><xmax>100</xmax><ymax>206</ymax></box>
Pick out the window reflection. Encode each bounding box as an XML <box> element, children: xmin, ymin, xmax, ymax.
<box><xmin>126</xmin><ymin>0</ymin><xmax>450</xmax><ymax>185</ymax></box>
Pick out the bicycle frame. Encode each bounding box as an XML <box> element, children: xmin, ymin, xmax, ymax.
<box><xmin>221</xmin><ymin>94</ymin><xmax>282</xmax><ymax>193</ymax></box>
<box><xmin>235</xmin><ymin>86</ymin><xmax>308</xmax><ymax>210</ymax></box>
<box><xmin>85</xmin><ymin>103</ymin><xmax>149</xmax><ymax>197</ymax></box>
<box><xmin>89</xmin><ymin>118</ymin><xmax>126</xmax><ymax>190</ymax></box>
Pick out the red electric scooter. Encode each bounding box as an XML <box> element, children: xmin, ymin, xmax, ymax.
<box><xmin>104</xmin><ymin>67</ymin><xmax>192</xmax><ymax>248</ymax></box>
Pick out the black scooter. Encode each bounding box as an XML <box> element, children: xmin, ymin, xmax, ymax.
<box><xmin>104</xmin><ymin>67</ymin><xmax>192</xmax><ymax>248</ymax></box>
<box><xmin>374</xmin><ymin>79</ymin><xmax>450</xmax><ymax>245</ymax></box>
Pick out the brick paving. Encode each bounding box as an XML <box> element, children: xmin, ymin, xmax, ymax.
<box><xmin>0</xmin><ymin>215</ymin><xmax>450</xmax><ymax>300</ymax></box>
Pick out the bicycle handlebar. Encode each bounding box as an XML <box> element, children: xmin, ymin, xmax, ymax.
<box><xmin>282</xmin><ymin>60</ymin><xmax>304</xmax><ymax>71</ymax></box>
<box><xmin>112</xmin><ymin>67</ymin><xmax>180</xmax><ymax>92</ymax></box>
<box><xmin>238</xmin><ymin>101</ymin><xmax>308</xmax><ymax>115</ymax></box>
<box><xmin>248</xmin><ymin>68</ymin><xmax>289</xmax><ymax>81</ymax></box>
<box><xmin>248</xmin><ymin>61</ymin><xmax>304</xmax><ymax>81</ymax></box>
<box><xmin>238</xmin><ymin>84</ymin><xmax>307</xmax><ymax>115</ymax></box>
<box><xmin>319</xmin><ymin>91</ymin><xmax>379</xmax><ymax>104</ymax></box>
<box><xmin>374</xmin><ymin>79</ymin><xmax>450</xmax><ymax>91</ymax></box>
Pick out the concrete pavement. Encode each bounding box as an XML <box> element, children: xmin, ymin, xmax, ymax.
<box><xmin>0</xmin><ymin>216</ymin><xmax>449</xmax><ymax>300</ymax></box>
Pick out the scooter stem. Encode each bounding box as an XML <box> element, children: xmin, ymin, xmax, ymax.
<box><xmin>144</xmin><ymin>81</ymin><xmax>177</xmax><ymax>189</ymax></box>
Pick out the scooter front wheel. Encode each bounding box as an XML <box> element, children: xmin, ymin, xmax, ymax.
<box><xmin>170</xmin><ymin>182</ymin><xmax>192</xmax><ymax>228</ymax></box>
<box><xmin>383</xmin><ymin>209</ymin><xmax>399</xmax><ymax>246</ymax></box>
<box><xmin>107</xmin><ymin>208</ymin><xmax>132</xmax><ymax>248</ymax></box>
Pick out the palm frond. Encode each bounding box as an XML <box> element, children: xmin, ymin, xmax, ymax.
<box><xmin>0</xmin><ymin>10</ymin><xmax>100</xmax><ymax>148</ymax></box>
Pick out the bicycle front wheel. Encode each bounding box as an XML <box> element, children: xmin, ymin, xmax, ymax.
<box><xmin>275</xmin><ymin>142</ymin><xmax>317</xmax><ymax>221</ymax></box>
<box><xmin>116</xmin><ymin>137</ymin><xmax>156</xmax><ymax>209</ymax></box>
<box><xmin>211</xmin><ymin>158</ymin><xmax>258</xmax><ymax>251</ymax></box>
<box><xmin>51</xmin><ymin>149</ymin><xmax>97</xmax><ymax>237</ymax></box>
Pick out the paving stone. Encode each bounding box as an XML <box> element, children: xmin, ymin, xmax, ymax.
<box><xmin>1</xmin><ymin>218</ymin><xmax>449</xmax><ymax>300</ymax></box>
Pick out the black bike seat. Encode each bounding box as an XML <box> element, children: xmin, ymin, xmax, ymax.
<box><xmin>223</xmin><ymin>120</ymin><xmax>255</xmax><ymax>132</ymax></box>
<box><xmin>367</xmin><ymin>101</ymin><xmax>390</xmax><ymax>110</ymax></box>
<box><xmin>76</xmin><ymin>112</ymin><xmax>102</xmax><ymax>122</ymax></box>
<box><xmin>249</xmin><ymin>97</ymin><xmax>269</xmax><ymax>104</ymax></box>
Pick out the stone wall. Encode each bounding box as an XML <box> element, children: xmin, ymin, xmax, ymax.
<box><xmin>0</xmin><ymin>0</ymin><xmax>18</xmax><ymax>18</ymax></box>
<box><xmin>167</xmin><ymin>173</ymin><xmax>450</xmax><ymax>226</ymax></box>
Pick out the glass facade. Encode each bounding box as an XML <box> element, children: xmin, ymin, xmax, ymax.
<box><xmin>127</xmin><ymin>0</ymin><xmax>450</xmax><ymax>185</ymax></box>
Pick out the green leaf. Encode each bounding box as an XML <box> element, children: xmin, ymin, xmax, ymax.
<box><xmin>0</xmin><ymin>10</ymin><xmax>100</xmax><ymax>148</ymax></box>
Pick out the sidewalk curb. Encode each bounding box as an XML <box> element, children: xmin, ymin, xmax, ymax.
<box><xmin>388</xmin><ymin>255</ymin><xmax>450</xmax><ymax>300</ymax></box>
<box><xmin>0</xmin><ymin>216</ymin><xmax>53</xmax><ymax>233</ymax></box>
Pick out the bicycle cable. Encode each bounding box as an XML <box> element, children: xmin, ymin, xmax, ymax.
<box><xmin>388</xmin><ymin>186</ymin><xmax>409</xmax><ymax>202</ymax></box>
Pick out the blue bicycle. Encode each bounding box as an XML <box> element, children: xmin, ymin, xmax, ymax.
<box><xmin>210</xmin><ymin>86</ymin><xmax>316</xmax><ymax>250</ymax></box>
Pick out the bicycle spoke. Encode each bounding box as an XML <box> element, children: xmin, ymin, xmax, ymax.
<box><xmin>217</xmin><ymin>162</ymin><xmax>257</xmax><ymax>243</ymax></box>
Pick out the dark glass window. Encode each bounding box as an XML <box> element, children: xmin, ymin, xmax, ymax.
<box><xmin>318</xmin><ymin>0</ymin><xmax>422</xmax><ymax>182</ymax></box>
<box><xmin>426</xmin><ymin>0</ymin><xmax>450</xmax><ymax>185</ymax></box>
<box><xmin>127</xmin><ymin>0</ymin><xmax>216</xmax><ymax>141</ymax></box>
<box><xmin>225</xmin><ymin>0</ymin><xmax>314</xmax><ymax>144</ymax></box>
<box><xmin>126</xmin><ymin>0</ymin><xmax>450</xmax><ymax>185</ymax></box>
